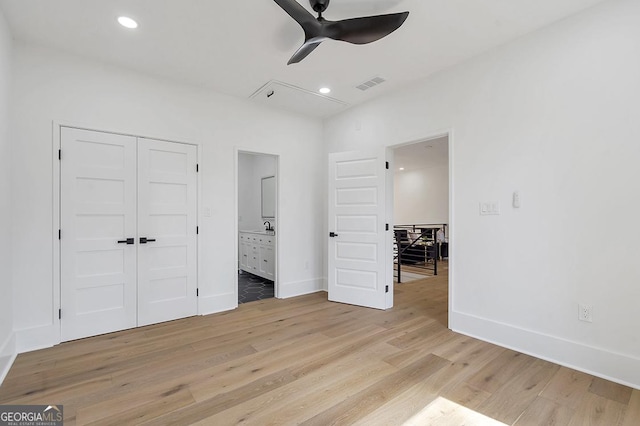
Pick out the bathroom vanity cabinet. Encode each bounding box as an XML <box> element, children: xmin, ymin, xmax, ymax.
<box><xmin>239</xmin><ymin>231</ymin><xmax>275</xmax><ymax>281</ymax></box>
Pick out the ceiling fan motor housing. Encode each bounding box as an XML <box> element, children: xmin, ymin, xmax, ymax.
<box><xmin>310</xmin><ymin>0</ymin><xmax>330</xmax><ymax>13</ymax></box>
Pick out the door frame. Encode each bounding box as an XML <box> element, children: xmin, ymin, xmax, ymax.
<box><xmin>52</xmin><ymin>121</ymin><xmax>201</xmax><ymax>344</ymax></box>
<box><xmin>388</xmin><ymin>129</ymin><xmax>454</xmax><ymax>327</ymax></box>
<box><xmin>234</xmin><ymin>148</ymin><xmax>280</xmax><ymax>302</ymax></box>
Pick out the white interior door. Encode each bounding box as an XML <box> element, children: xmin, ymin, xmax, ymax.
<box><xmin>328</xmin><ymin>148</ymin><xmax>393</xmax><ymax>310</ymax></box>
<box><xmin>137</xmin><ymin>138</ymin><xmax>198</xmax><ymax>326</ymax></box>
<box><xmin>60</xmin><ymin>127</ymin><xmax>137</xmax><ymax>341</ymax></box>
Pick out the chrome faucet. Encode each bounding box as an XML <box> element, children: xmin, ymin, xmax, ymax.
<box><xmin>264</xmin><ymin>221</ymin><xmax>273</xmax><ymax>231</ymax></box>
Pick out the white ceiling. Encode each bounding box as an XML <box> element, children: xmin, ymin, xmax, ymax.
<box><xmin>394</xmin><ymin>136</ymin><xmax>448</xmax><ymax>172</ymax></box>
<box><xmin>0</xmin><ymin>0</ymin><xmax>607</xmax><ymax>118</ymax></box>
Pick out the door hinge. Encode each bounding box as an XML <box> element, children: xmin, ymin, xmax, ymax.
<box><xmin>58</xmin><ymin>229</ymin><xmax>61</xmax><ymax>240</ymax></box>
<box><xmin>196</xmin><ymin>164</ymin><xmax>199</xmax><ymax>172</ymax></box>
<box><xmin>386</xmin><ymin>224</ymin><xmax>389</xmax><ymax>231</ymax></box>
<box><xmin>385</xmin><ymin>161</ymin><xmax>389</xmax><ymax>170</ymax></box>
<box><xmin>58</xmin><ymin>309</ymin><xmax>61</xmax><ymax>319</ymax></box>
<box><xmin>58</xmin><ymin>149</ymin><xmax>61</xmax><ymax>160</ymax></box>
<box><xmin>196</xmin><ymin>288</ymin><xmax>199</xmax><ymax>297</ymax></box>
<box><xmin>196</xmin><ymin>226</ymin><xmax>199</xmax><ymax>235</ymax></box>
<box><xmin>385</xmin><ymin>285</ymin><xmax>389</xmax><ymax>293</ymax></box>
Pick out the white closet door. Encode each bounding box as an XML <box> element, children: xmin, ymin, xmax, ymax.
<box><xmin>60</xmin><ymin>127</ymin><xmax>138</xmax><ymax>341</ymax></box>
<box><xmin>137</xmin><ymin>138</ymin><xmax>198</xmax><ymax>326</ymax></box>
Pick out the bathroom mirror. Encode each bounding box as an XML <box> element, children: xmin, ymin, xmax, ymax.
<box><xmin>261</xmin><ymin>176</ymin><xmax>276</xmax><ymax>218</ymax></box>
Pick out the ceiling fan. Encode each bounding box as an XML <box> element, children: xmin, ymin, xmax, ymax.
<box><xmin>274</xmin><ymin>0</ymin><xmax>410</xmax><ymax>65</ymax></box>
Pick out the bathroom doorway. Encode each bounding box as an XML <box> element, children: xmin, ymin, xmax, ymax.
<box><xmin>236</xmin><ymin>151</ymin><xmax>278</xmax><ymax>304</ymax></box>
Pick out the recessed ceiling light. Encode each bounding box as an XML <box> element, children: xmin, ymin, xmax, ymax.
<box><xmin>319</xmin><ymin>87</ymin><xmax>331</xmax><ymax>94</ymax></box>
<box><xmin>117</xmin><ymin>16</ymin><xmax>138</xmax><ymax>29</ymax></box>
<box><xmin>399</xmin><ymin>167</ymin><xmax>405</xmax><ymax>171</ymax></box>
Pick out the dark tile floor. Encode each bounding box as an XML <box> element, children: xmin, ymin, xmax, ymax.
<box><xmin>238</xmin><ymin>272</ymin><xmax>274</xmax><ymax>304</ymax></box>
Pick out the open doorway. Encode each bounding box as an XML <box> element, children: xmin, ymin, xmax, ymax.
<box><xmin>392</xmin><ymin>135</ymin><xmax>449</xmax><ymax>284</ymax></box>
<box><xmin>237</xmin><ymin>151</ymin><xmax>278</xmax><ymax>304</ymax></box>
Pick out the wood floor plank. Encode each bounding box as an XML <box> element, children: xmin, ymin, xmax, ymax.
<box><xmin>568</xmin><ymin>393</ymin><xmax>628</xmax><ymax>426</ymax></box>
<box><xmin>300</xmin><ymin>353</ymin><xmax>450</xmax><ymax>425</ymax></box>
<box><xmin>589</xmin><ymin>376</ymin><xmax>633</xmax><ymax>405</ymax></box>
<box><xmin>350</xmin><ymin>382</ymin><xmax>439</xmax><ymax>426</ymax></box>
<box><xmin>286</xmin><ymin>320</ymin><xmax>424</xmax><ymax>381</ymax></box>
<box><xmin>0</xmin><ymin>374</ymin><xmax>113</xmax><ymax>407</ymax></box>
<box><xmin>0</xmin><ymin>340</ymin><xmax>196</xmax><ymax>401</ymax></box>
<box><xmin>476</xmin><ymin>358</ymin><xmax>560</xmax><ymax>424</ymax></box>
<box><xmin>84</xmin><ymin>386</ymin><xmax>195</xmax><ymax>426</ymax></box>
<box><xmin>621</xmin><ymin>389</ymin><xmax>640</xmax><ymax>426</ymax></box>
<box><xmin>187</xmin><ymin>326</ymin><xmax>384</xmax><ymax>402</ymax></box>
<box><xmin>427</xmin><ymin>339</ymin><xmax>505</xmax><ymax>391</ymax></box>
<box><xmin>139</xmin><ymin>369</ymin><xmax>298</xmax><ymax>425</ymax></box>
<box><xmin>539</xmin><ymin>366</ymin><xmax>594</xmax><ymax>410</ymax></box>
<box><xmin>440</xmin><ymin>381</ymin><xmax>492</xmax><ymax>411</ymax></box>
<box><xmin>32</xmin><ymin>343</ymin><xmax>257</xmax><ymax>422</ymax></box>
<box><xmin>400</xmin><ymin>396</ymin><xmax>506</xmax><ymax>426</ymax></box>
<box><xmin>432</xmin><ymin>334</ymin><xmax>503</xmax><ymax>364</ymax></box>
<box><xmin>466</xmin><ymin>349</ymin><xmax>538</xmax><ymax>394</ymax></box>
<box><xmin>190</xmin><ymin>345</ymin><xmax>399</xmax><ymax>425</ymax></box>
<box><xmin>103</xmin><ymin>323</ymin><xmax>371</xmax><ymax>415</ymax></box>
<box><xmin>385</xmin><ymin>320</ymin><xmax>439</xmax><ymax>349</ymax></box>
<box><xmin>352</xmin><ymin>354</ymin><xmax>493</xmax><ymax>426</ymax></box>
<box><xmin>514</xmin><ymin>396</ymin><xmax>576</xmax><ymax>426</ymax></box>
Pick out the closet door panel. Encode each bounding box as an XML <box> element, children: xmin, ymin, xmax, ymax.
<box><xmin>60</xmin><ymin>127</ymin><xmax>137</xmax><ymax>341</ymax></box>
<box><xmin>137</xmin><ymin>138</ymin><xmax>198</xmax><ymax>326</ymax></box>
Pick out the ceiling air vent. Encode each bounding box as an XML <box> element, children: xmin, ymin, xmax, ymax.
<box><xmin>356</xmin><ymin>76</ymin><xmax>386</xmax><ymax>91</ymax></box>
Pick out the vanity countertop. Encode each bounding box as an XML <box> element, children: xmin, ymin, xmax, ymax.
<box><xmin>240</xmin><ymin>230</ymin><xmax>275</xmax><ymax>235</ymax></box>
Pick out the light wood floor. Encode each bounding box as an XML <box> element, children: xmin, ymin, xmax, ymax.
<box><xmin>1</xmin><ymin>274</ymin><xmax>639</xmax><ymax>425</ymax></box>
<box><xmin>396</xmin><ymin>260</ymin><xmax>448</xmax><ymax>280</ymax></box>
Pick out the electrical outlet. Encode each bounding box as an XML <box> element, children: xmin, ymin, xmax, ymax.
<box><xmin>578</xmin><ymin>304</ymin><xmax>593</xmax><ymax>322</ymax></box>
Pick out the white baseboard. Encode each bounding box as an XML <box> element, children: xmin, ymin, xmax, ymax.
<box><xmin>278</xmin><ymin>277</ymin><xmax>324</xmax><ymax>299</ymax></box>
<box><xmin>198</xmin><ymin>278</ymin><xmax>324</xmax><ymax>315</ymax></box>
<box><xmin>0</xmin><ymin>331</ymin><xmax>17</xmax><ymax>385</ymax></box>
<box><xmin>15</xmin><ymin>324</ymin><xmax>58</xmax><ymax>353</ymax></box>
<box><xmin>450</xmin><ymin>310</ymin><xmax>640</xmax><ymax>390</ymax></box>
<box><xmin>198</xmin><ymin>292</ymin><xmax>237</xmax><ymax>316</ymax></box>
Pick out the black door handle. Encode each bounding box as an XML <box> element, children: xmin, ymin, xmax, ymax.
<box><xmin>117</xmin><ymin>238</ymin><xmax>134</xmax><ymax>245</ymax></box>
<box><xmin>329</xmin><ymin>232</ymin><xmax>338</xmax><ymax>238</ymax></box>
<box><xmin>139</xmin><ymin>237</ymin><xmax>157</xmax><ymax>244</ymax></box>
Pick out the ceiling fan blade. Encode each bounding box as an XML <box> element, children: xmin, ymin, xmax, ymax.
<box><xmin>273</xmin><ymin>0</ymin><xmax>316</xmax><ymax>27</ymax></box>
<box><xmin>273</xmin><ymin>0</ymin><xmax>409</xmax><ymax>65</ymax></box>
<box><xmin>288</xmin><ymin>41</ymin><xmax>323</xmax><ymax>65</ymax></box>
<box><xmin>325</xmin><ymin>11</ymin><xmax>409</xmax><ymax>45</ymax></box>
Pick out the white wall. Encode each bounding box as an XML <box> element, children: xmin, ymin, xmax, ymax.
<box><xmin>325</xmin><ymin>0</ymin><xmax>640</xmax><ymax>388</ymax></box>
<box><xmin>238</xmin><ymin>154</ymin><xmax>259</xmax><ymax>233</ymax></box>
<box><xmin>238</xmin><ymin>153</ymin><xmax>277</xmax><ymax>232</ymax></box>
<box><xmin>394</xmin><ymin>165</ymin><xmax>449</xmax><ymax>225</ymax></box>
<box><xmin>11</xmin><ymin>43</ymin><xmax>326</xmax><ymax>351</ymax></box>
<box><xmin>0</xmin><ymin>7</ymin><xmax>14</xmax><ymax>379</ymax></box>
<box><xmin>0</xmin><ymin>7</ymin><xmax>14</xmax><ymax>383</ymax></box>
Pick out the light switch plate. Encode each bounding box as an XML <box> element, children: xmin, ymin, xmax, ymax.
<box><xmin>480</xmin><ymin>202</ymin><xmax>501</xmax><ymax>215</ymax></box>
